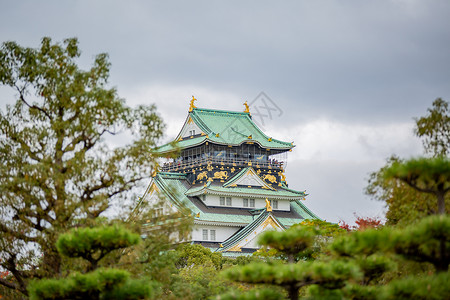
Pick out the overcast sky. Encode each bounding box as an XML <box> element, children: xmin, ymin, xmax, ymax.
<box><xmin>1</xmin><ymin>0</ymin><xmax>449</xmax><ymax>223</ymax></box>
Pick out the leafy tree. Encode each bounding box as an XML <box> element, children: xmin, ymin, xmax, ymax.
<box><xmin>366</xmin><ymin>98</ymin><xmax>450</xmax><ymax>225</ymax></box>
<box><xmin>0</xmin><ymin>37</ymin><xmax>164</xmax><ymax>296</ymax></box>
<box><xmin>384</xmin><ymin>157</ymin><xmax>450</xmax><ymax>215</ymax></box>
<box><xmin>28</xmin><ymin>225</ymin><xmax>156</xmax><ymax>299</ymax></box>
<box><xmin>414</xmin><ymin>98</ymin><xmax>450</xmax><ymax>157</ymax></box>
<box><xmin>339</xmin><ymin>214</ymin><xmax>384</xmax><ymax>232</ymax></box>
<box><xmin>365</xmin><ymin>156</ymin><xmax>446</xmax><ymax>226</ymax></box>
<box><xmin>175</xmin><ymin>244</ymin><xmax>223</xmax><ymax>270</ymax></box>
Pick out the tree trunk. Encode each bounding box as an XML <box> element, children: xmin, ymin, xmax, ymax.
<box><xmin>436</xmin><ymin>238</ymin><xmax>448</xmax><ymax>272</ymax></box>
<box><xmin>287</xmin><ymin>284</ymin><xmax>299</xmax><ymax>300</ymax></box>
<box><xmin>436</xmin><ymin>190</ymin><xmax>445</xmax><ymax>215</ymax></box>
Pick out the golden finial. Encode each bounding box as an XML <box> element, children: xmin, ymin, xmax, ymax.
<box><xmin>189</xmin><ymin>96</ymin><xmax>197</xmax><ymax>112</ymax></box>
<box><xmin>265</xmin><ymin>198</ymin><xmax>272</xmax><ymax>212</ymax></box>
<box><xmin>151</xmin><ymin>168</ymin><xmax>158</xmax><ymax>177</ymax></box>
<box><xmin>243</xmin><ymin>101</ymin><xmax>250</xmax><ymax>114</ymax></box>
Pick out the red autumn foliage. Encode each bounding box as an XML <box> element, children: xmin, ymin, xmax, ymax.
<box><xmin>339</xmin><ymin>213</ymin><xmax>383</xmax><ymax>231</ymax></box>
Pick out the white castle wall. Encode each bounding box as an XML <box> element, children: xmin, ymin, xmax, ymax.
<box><xmin>192</xmin><ymin>224</ymin><xmax>241</xmax><ymax>242</ymax></box>
<box><xmin>202</xmin><ymin>194</ymin><xmax>290</xmax><ymax>211</ymax></box>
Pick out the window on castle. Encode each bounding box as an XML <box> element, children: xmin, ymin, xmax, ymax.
<box><xmin>202</xmin><ymin>229</ymin><xmax>208</xmax><ymax>240</ymax></box>
<box><xmin>226</xmin><ymin>197</ymin><xmax>232</xmax><ymax>206</ymax></box>
<box><xmin>220</xmin><ymin>197</ymin><xmax>225</xmax><ymax>205</ymax></box>
<box><xmin>154</xmin><ymin>207</ymin><xmax>163</xmax><ymax>217</ymax></box>
<box><xmin>271</xmin><ymin>200</ymin><xmax>278</xmax><ymax>209</ymax></box>
<box><xmin>210</xmin><ymin>230</ymin><xmax>216</xmax><ymax>241</ymax></box>
<box><xmin>243</xmin><ymin>198</ymin><xmax>249</xmax><ymax>207</ymax></box>
<box><xmin>249</xmin><ymin>199</ymin><xmax>255</xmax><ymax>207</ymax></box>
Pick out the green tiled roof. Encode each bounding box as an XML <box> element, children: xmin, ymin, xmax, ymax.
<box><xmin>186</xmin><ymin>184</ymin><xmax>306</xmax><ymax>200</ymax></box>
<box><xmin>154</xmin><ymin>136</ymin><xmax>207</xmax><ymax>154</ymax></box>
<box><xmin>290</xmin><ymin>200</ymin><xmax>321</xmax><ymax>220</ymax></box>
<box><xmin>155</xmin><ymin>107</ymin><xmax>294</xmax><ymax>153</ymax></box>
<box><xmin>138</xmin><ymin>172</ymin><xmax>318</xmax><ymax>228</ymax></box>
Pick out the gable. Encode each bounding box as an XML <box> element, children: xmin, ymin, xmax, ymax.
<box><xmin>218</xmin><ymin>212</ymin><xmax>284</xmax><ymax>252</ymax></box>
<box><xmin>224</xmin><ymin>167</ymin><xmax>275</xmax><ymax>190</ymax></box>
<box><xmin>176</xmin><ymin>115</ymin><xmax>206</xmax><ymax>140</ymax></box>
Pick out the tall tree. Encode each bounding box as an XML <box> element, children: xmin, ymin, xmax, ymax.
<box><xmin>366</xmin><ymin>98</ymin><xmax>450</xmax><ymax>225</ymax></box>
<box><xmin>414</xmin><ymin>98</ymin><xmax>450</xmax><ymax>157</ymax></box>
<box><xmin>0</xmin><ymin>37</ymin><xmax>164</xmax><ymax>296</ymax></box>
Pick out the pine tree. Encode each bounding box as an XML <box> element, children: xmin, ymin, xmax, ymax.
<box><xmin>221</xmin><ymin>225</ymin><xmax>360</xmax><ymax>300</ymax></box>
<box><xmin>28</xmin><ymin>225</ymin><xmax>157</xmax><ymax>299</ymax></box>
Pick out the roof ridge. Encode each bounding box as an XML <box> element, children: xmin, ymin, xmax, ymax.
<box><xmin>293</xmin><ymin>200</ymin><xmax>321</xmax><ymax>220</ymax></box>
<box><xmin>190</xmin><ymin>111</ymin><xmax>212</xmax><ymax>134</ymax></box>
<box><xmin>218</xmin><ymin>210</ymin><xmax>270</xmax><ymax>251</ymax></box>
<box><xmin>193</xmin><ymin>107</ymin><xmax>250</xmax><ymax>116</ymax></box>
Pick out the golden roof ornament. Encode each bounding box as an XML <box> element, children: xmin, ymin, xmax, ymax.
<box><xmin>265</xmin><ymin>198</ymin><xmax>272</xmax><ymax>212</ymax></box>
<box><xmin>243</xmin><ymin>101</ymin><xmax>250</xmax><ymax>114</ymax></box>
<box><xmin>151</xmin><ymin>167</ymin><xmax>158</xmax><ymax>178</ymax></box>
<box><xmin>189</xmin><ymin>96</ymin><xmax>197</xmax><ymax>112</ymax></box>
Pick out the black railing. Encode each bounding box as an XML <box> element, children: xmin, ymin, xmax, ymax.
<box><xmin>161</xmin><ymin>157</ymin><xmax>285</xmax><ymax>172</ymax></box>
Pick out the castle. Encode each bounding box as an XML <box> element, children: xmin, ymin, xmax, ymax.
<box><xmin>134</xmin><ymin>97</ymin><xmax>319</xmax><ymax>256</ymax></box>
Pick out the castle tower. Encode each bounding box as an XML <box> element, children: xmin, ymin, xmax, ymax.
<box><xmin>135</xmin><ymin>98</ymin><xmax>320</xmax><ymax>256</ymax></box>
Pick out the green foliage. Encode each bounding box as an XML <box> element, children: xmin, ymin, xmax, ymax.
<box><xmin>175</xmin><ymin>244</ymin><xmax>223</xmax><ymax>270</ymax></box>
<box><xmin>102</xmin><ymin>279</ymin><xmax>159</xmax><ymax>300</ymax></box>
<box><xmin>330</xmin><ymin>229</ymin><xmax>393</xmax><ymax>257</ymax></box>
<box><xmin>56</xmin><ymin>225</ymin><xmax>141</xmax><ymax>271</ymax></box>
<box><xmin>223</xmin><ymin>261</ymin><xmax>361</xmax><ymax>294</ymax></box>
<box><xmin>389</xmin><ymin>215</ymin><xmax>449</xmax><ymax>272</ymax></box>
<box><xmin>384</xmin><ymin>157</ymin><xmax>450</xmax><ymax>215</ymax></box>
<box><xmin>366</xmin><ymin>156</ymin><xmax>448</xmax><ymax>226</ymax></box>
<box><xmin>384</xmin><ymin>157</ymin><xmax>450</xmax><ymax>192</ymax></box>
<box><xmin>366</xmin><ymin>99</ymin><xmax>450</xmax><ymax>225</ymax></box>
<box><xmin>0</xmin><ymin>37</ymin><xmax>164</xmax><ymax>295</ymax></box>
<box><xmin>306</xmin><ymin>284</ymin><xmax>345</xmax><ymax>300</ymax></box>
<box><xmin>254</xmin><ymin>220</ymin><xmax>346</xmax><ymax>262</ymax></box>
<box><xmin>340</xmin><ymin>284</ymin><xmax>378</xmax><ymax>300</ymax></box>
<box><xmin>175</xmin><ymin>263</ymin><xmax>230</xmax><ymax>299</ymax></box>
<box><xmin>299</xmin><ymin>219</ymin><xmax>346</xmax><ymax>237</ymax></box>
<box><xmin>257</xmin><ymin>224</ymin><xmax>316</xmax><ymax>262</ymax></box>
<box><xmin>216</xmin><ymin>288</ymin><xmax>287</xmax><ymax>300</ymax></box>
<box><xmin>354</xmin><ymin>255</ymin><xmax>396</xmax><ymax>285</ymax></box>
<box><xmin>414</xmin><ymin>98</ymin><xmax>450</xmax><ymax>157</ymax></box>
<box><xmin>28</xmin><ymin>268</ymin><xmax>153</xmax><ymax>300</ymax></box>
<box><xmin>332</xmin><ymin>215</ymin><xmax>449</xmax><ymax>279</ymax></box>
<box><xmin>28</xmin><ymin>225</ymin><xmax>156</xmax><ymax>299</ymax></box>
<box><xmin>330</xmin><ymin>229</ymin><xmax>397</xmax><ymax>285</ymax></box>
<box><xmin>299</xmin><ymin>220</ymin><xmax>348</xmax><ymax>259</ymax></box>
<box><xmin>380</xmin><ymin>272</ymin><xmax>450</xmax><ymax>300</ymax></box>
